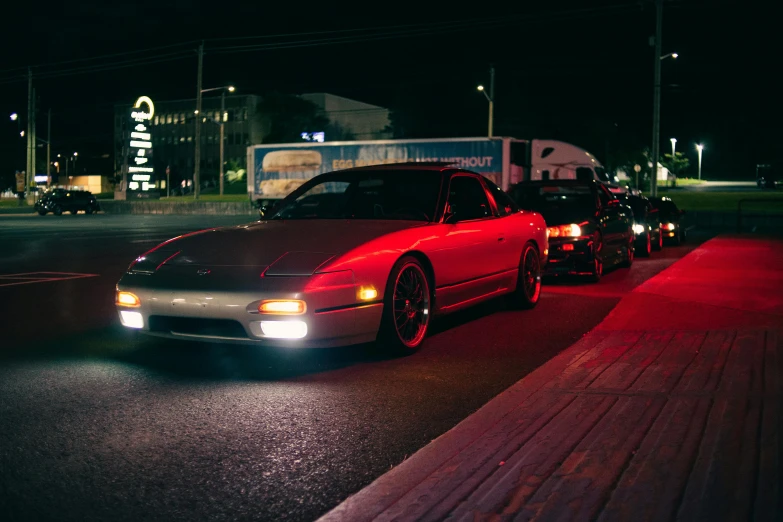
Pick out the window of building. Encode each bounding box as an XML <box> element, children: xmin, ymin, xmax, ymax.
<box><xmin>179</xmin><ymin>136</ymin><xmax>185</xmax><ymax>143</ymax></box>
<box><xmin>153</xmin><ymin>116</ymin><xmax>159</xmax><ymax>125</ymax></box>
<box><xmin>166</xmin><ymin>114</ymin><xmax>172</xmax><ymax>124</ymax></box>
<box><xmin>187</xmin><ymin>136</ymin><xmax>193</xmax><ymax>142</ymax></box>
<box><xmin>222</xmin><ymin>111</ymin><xmax>228</xmax><ymax>123</ymax></box>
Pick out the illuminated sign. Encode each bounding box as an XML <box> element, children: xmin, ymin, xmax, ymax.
<box><xmin>131</xmin><ymin>96</ymin><xmax>155</xmax><ymax>122</ymax></box>
<box><xmin>127</xmin><ymin>96</ymin><xmax>156</xmax><ymax>193</ymax></box>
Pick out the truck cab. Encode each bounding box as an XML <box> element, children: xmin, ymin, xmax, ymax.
<box><xmin>526</xmin><ymin>140</ymin><xmax>626</xmax><ymax>194</ymax></box>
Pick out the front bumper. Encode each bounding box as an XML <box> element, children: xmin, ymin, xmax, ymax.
<box><xmin>543</xmin><ymin>237</ymin><xmax>596</xmax><ymax>276</ymax></box>
<box><xmin>116</xmin><ymin>270</ymin><xmax>384</xmax><ymax>348</ymax></box>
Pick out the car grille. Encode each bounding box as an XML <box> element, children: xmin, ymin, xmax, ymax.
<box><xmin>148</xmin><ymin>316</ymin><xmax>249</xmax><ymax>339</ymax></box>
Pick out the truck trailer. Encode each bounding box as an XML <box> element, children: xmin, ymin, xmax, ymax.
<box><xmin>247</xmin><ymin>137</ymin><xmax>616</xmax><ymax>202</ymax></box>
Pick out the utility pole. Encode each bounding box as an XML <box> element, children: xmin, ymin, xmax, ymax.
<box><xmin>26</xmin><ymin>69</ymin><xmax>32</xmax><ymax>197</ymax></box>
<box><xmin>650</xmin><ymin>0</ymin><xmax>663</xmax><ymax>197</ymax></box>
<box><xmin>488</xmin><ymin>65</ymin><xmax>495</xmax><ymax>138</ymax></box>
<box><xmin>193</xmin><ymin>41</ymin><xmax>204</xmax><ymax>199</ymax></box>
<box><xmin>219</xmin><ymin>89</ymin><xmax>226</xmax><ymax>196</ymax></box>
<box><xmin>46</xmin><ymin>109</ymin><xmax>51</xmax><ymax>188</ymax></box>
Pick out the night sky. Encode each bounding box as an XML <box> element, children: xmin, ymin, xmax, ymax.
<box><xmin>0</xmin><ymin>0</ymin><xmax>778</xmax><ymax>183</ymax></box>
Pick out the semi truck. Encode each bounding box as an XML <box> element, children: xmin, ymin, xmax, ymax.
<box><xmin>247</xmin><ymin>137</ymin><xmax>618</xmax><ymax>202</ymax></box>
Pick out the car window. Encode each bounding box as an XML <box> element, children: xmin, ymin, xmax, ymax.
<box><xmin>484</xmin><ymin>178</ymin><xmax>519</xmax><ymax>216</ymax></box>
<box><xmin>447</xmin><ymin>176</ymin><xmax>491</xmax><ymax>221</ymax></box>
<box><xmin>596</xmin><ymin>185</ymin><xmax>612</xmax><ymax>207</ymax></box>
<box><xmin>273</xmin><ymin>171</ymin><xmax>441</xmax><ymax>221</ymax></box>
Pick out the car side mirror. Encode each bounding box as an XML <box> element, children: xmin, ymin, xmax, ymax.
<box><xmin>444</xmin><ymin>204</ymin><xmax>458</xmax><ymax>224</ymax></box>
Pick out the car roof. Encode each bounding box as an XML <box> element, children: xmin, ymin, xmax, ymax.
<box><xmin>334</xmin><ymin>161</ymin><xmax>468</xmax><ymax>173</ymax></box>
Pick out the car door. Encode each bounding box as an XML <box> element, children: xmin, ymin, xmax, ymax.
<box><xmin>428</xmin><ymin>174</ymin><xmax>505</xmax><ymax>311</ymax></box>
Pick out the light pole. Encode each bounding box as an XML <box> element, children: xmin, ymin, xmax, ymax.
<box><xmin>200</xmin><ymin>85</ymin><xmax>236</xmax><ymax>196</ymax></box>
<box><xmin>193</xmin><ymin>41</ymin><xmax>204</xmax><ymax>199</ymax></box>
<box><xmin>476</xmin><ymin>65</ymin><xmax>495</xmax><ymax>138</ymax></box>
<box><xmin>696</xmin><ymin>143</ymin><xmax>704</xmax><ymax>180</ymax></box>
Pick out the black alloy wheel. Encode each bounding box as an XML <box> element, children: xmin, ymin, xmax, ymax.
<box><xmin>652</xmin><ymin>230</ymin><xmax>663</xmax><ymax>251</ymax></box>
<box><xmin>378</xmin><ymin>256</ymin><xmax>431</xmax><ymax>355</ymax></box>
<box><xmin>622</xmin><ymin>233</ymin><xmax>635</xmax><ymax>267</ymax></box>
<box><xmin>508</xmin><ymin>242</ymin><xmax>541</xmax><ymax>309</ymax></box>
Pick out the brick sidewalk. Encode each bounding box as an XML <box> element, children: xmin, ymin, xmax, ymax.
<box><xmin>320</xmin><ymin>236</ymin><xmax>783</xmax><ymax>522</ymax></box>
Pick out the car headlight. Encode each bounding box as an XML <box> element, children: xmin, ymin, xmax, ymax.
<box><xmin>546</xmin><ymin>223</ymin><xmax>582</xmax><ymax>238</ymax></box>
<box><xmin>663</xmin><ymin>222</ymin><xmax>676</xmax><ymax>231</ymax></box>
<box><xmin>632</xmin><ymin>224</ymin><xmax>645</xmax><ymax>235</ymax></box>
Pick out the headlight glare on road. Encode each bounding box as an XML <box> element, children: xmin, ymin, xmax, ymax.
<box><xmin>260</xmin><ymin>320</ymin><xmax>307</xmax><ymax>339</ymax></box>
<box><xmin>116</xmin><ymin>291</ymin><xmax>141</xmax><ymax>307</ymax></box>
<box><xmin>258</xmin><ymin>299</ymin><xmax>306</xmax><ymax>314</ymax></box>
<box><xmin>119</xmin><ymin>311</ymin><xmax>144</xmax><ymax>329</ymax></box>
<box><xmin>546</xmin><ymin>223</ymin><xmax>581</xmax><ymax>238</ymax></box>
<box><xmin>633</xmin><ymin>224</ymin><xmax>645</xmax><ymax>235</ymax></box>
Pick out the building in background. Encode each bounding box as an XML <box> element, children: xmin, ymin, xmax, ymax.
<box><xmin>114</xmin><ymin>95</ymin><xmax>263</xmax><ymax>193</ymax></box>
<box><xmin>300</xmin><ymin>93</ymin><xmax>391</xmax><ymax>140</ymax></box>
<box><xmin>113</xmin><ymin>93</ymin><xmax>391</xmax><ymax>194</ymax></box>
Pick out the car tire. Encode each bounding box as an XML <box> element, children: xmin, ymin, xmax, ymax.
<box><xmin>672</xmin><ymin>228</ymin><xmax>682</xmax><ymax>246</ymax></box>
<box><xmin>507</xmin><ymin>242</ymin><xmax>541</xmax><ymax>310</ymax></box>
<box><xmin>85</xmin><ymin>206</ymin><xmax>93</xmax><ymax>215</ymax></box>
<box><xmin>52</xmin><ymin>205</ymin><xmax>62</xmax><ymax>216</ymax></box>
<box><xmin>37</xmin><ymin>210</ymin><xmax>46</xmax><ymax>216</ymax></box>
<box><xmin>652</xmin><ymin>231</ymin><xmax>663</xmax><ymax>251</ymax></box>
<box><xmin>637</xmin><ymin>233</ymin><xmax>651</xmax><ymax>257</ymax></box>
<box><xmin>587</xmin><ymin>233</ymin><xmax>603</xmax><ymax>283</ymax></box>
<box><xmin>621</xmin><ymin>233</ymin><xmax>635</xmax><ymax>268</ymax></box>
<box><xmin>377</xmin><ymin>256</ymin><xmax>432</xmax><ymax>356</ymax></box>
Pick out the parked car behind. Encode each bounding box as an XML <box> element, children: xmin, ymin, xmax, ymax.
<box><xmin>620</xmin><ymin>194</ymin><xmax>663</xmax><ymax>256</ymax></box>
<box><xmin>35</xmin><ymin>188</ymin><xmax>100</xmax><ymax>216</ymax></box>
<box><xmin>509</xmin><ymin>180</ymin><xmax>634</xmax><ymax>282</ymax></box>
<box><xmin>649</xmin><ymin>196</ymin><xmax>686</xmax><ymax>245</ymax></box>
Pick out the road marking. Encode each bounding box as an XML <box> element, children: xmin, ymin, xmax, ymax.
<box><xmin>0</xmin><ymin>271</ymin><xmax>99</xmax><ymax>288</ymax></box>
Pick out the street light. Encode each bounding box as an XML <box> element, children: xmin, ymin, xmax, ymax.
<box><xmin>696</xmin><ymin>143</ymin><xmax>704</xmax><ymax>180</ymax></box>
<box><xmin>660</xmin><ymin>52</ymin><xmax>678</xmax><ymax>60</ymax></box>
<box><xmin>200</xmin><ymin>85</ymin><xmax>236</xmax><ymax>196</ymax></box>
<box><xmin>670</xmin><ymin>137</ymin><xmax>677</xmax><ymax>157</ymax></box>
<box><xmin>477</xmin><ymin>80</ymin><xmax>494</xmax><ymax>138</ymax></box>
<box><xmin>10</xmin><ymin>113</ymin><xmax>18</xmax><ymax>121</ymax></box>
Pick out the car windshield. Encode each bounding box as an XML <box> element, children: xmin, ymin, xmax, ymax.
<box><xmin>271</xmin><ymin>170</ymin><xmax>442</xmax><ymax>221</ymax></box>
<box><xmin>654</xmin><ymin>200</ymin><xmax>679</xmax><ymax>218</ymax></box>
<box><xmin>624</xmin><ymin>197</ymin><xmax>648</xmax><ymax>220</ymax></box>
<box><xmin>511</xmin><ymin>184</ymin><xmax>596</xmax><ymax>214</ymax></box>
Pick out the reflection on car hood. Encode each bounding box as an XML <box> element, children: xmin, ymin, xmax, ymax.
<box><xmin>134</xmin><ymin>219</ymin><xmax>426</xmax><ymax>271</ymax></box>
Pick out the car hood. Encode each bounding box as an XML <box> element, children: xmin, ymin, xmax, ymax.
<box><xmin>129</xmin><ymin>219</ymin><xmax>426</xmax><ymax>276</ymax></box>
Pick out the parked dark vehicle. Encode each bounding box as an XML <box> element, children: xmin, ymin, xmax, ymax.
<box><xmin>649</xmin><ymin>196</ymin><xmax>686</xmax><ymax>245</ymax></box>
<box><xmin>35</xmin><ymin>188</ymin><xmax>100</xmax><ymax>216</ymax></box>
<box><xmin>509</xmin><ymin>180</ymin><xmax>634</xmax><ymax>282</ymax></box>
<box><xmin>756</xmin><ymin>164</ymin><xmax>779</xmax><ymax>189</ymax></box>
<box><xmin>620</xmin><ymin>194</ymin><xmax>663</xmax><ymax>256</ymax></box>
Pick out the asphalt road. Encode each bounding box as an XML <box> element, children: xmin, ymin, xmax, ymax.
<box><xmin>0</xmin><ymin>214</ymin><xmax>708</xmax><ymax>522</ymax></box>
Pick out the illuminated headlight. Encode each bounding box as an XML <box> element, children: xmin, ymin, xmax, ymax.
<box><xmin>116</xmin><ymin>290</ymin><xmax>141</xmax><ymax>307</ymax></box>
<box><xmin>632</xmin><ymin>224</ymin><xmax>645</xmax><ymax>235</ymax></box>
<box><xmin>260</xmin><ymin>320</ymin><xmax>307</xmax><ymax>339</ymax></box>
<box><xmin>119</xmin><ymin>311</ymin><xmax>144</xmax><ymax>329</ymax></box>
<box><xmin>546</xmin><ymin>223</ymin><xmax>582</xmax><ymax>238</ymax></box>
<box><xmin>663</xmin><ymin>222</ymin><xmax>676</xmax><ymax>231</ymax></box>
